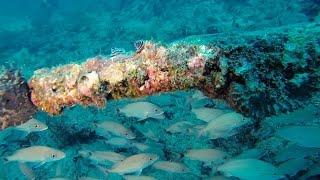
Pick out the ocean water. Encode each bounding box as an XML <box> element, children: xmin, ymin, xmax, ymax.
<box><xmin>0</xmin><ymin>0</ymin><xmax>320</xmax><ymax>179</ymax></box>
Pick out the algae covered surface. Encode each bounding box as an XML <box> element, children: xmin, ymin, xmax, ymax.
<box><xmin>0</xmin><ymin>0</ymin><xmax>320</xmax><ymax>179</ymax></box>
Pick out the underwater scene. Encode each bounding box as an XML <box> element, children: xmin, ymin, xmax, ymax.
<box><xmin>0</xmin><ymin>0</ymin><xmax>320</xmax><ymax>179</ymax></box>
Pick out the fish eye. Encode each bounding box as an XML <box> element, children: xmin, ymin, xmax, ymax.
<box><xmin>51</xmin><ymin>154</ymin><xmax>56</xmax><ymax>158</ymax></box>
<box><xmin>88</xmin><ymin>152</ymin><xmax>93</xmax><ymax>156</ymax></box>
<box><xmin>154</xmin><ymin>109</ymin><xmax>158</xmax><ymax>112</ymax></box>
<box><xmin>34</xmin><ymin>124</ymin><xmax>39</xmax><ymax>128</ymax></box>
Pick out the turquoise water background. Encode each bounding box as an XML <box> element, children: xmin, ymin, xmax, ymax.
<box><xmin>0</xmin><ymin>0</ymin><xmax>320</xmax><ymax>179</ymax></box>
<box><xmin>0</xmin><ymin>0</ymin><xmax>318</xmax><ymax>77</ymax></box>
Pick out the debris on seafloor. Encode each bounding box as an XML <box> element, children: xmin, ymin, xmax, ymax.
<box><xmin>27</xmin><ymin>24</ymin><xmax>320</xmax><ymax>121</ymax></box>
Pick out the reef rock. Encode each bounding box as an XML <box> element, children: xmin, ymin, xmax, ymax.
<box><xmin>0</xmin><ymin>66</ymin><xmax>36</xmax><ymax>130</ymax></box>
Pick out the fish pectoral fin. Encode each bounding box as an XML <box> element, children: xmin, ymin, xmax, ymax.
<box><xmin>134</xmin><ymin>169</ymin><xmax>143</xmax><ymax>176</ymax></box>
<box><xmin>137</xmin><ymin>118</ymin><xmax>147</xmax><ymax>122</ymax></box>
<box><xmin>95</xmin><ymin>164</ymin><xmax>109</xmax><ymax>178</ymax></box>
<box><xmin>31</xmin><ymin>161</ymin><xmax>46</xmax><ymax>170</ymax></box>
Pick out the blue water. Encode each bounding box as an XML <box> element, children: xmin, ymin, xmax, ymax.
<box><xmin>0</xmin><ymin>0</ymin><xmax>320</xmax><ymax>179</ymax></box>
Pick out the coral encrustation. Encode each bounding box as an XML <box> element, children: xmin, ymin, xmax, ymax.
<box><xmin>28</xmin><ymin>41</ymin><xmax>211</xmax><ymax>115</ymax></box>
<box><xmin>0</xmin><ymin>66</ymin><xmax>37</xmax><ymax>130</ymax></box>
<box><xmin>29</xmin><ymin>24</ymin><xmax>320</xmax><ymax>118</ymax></box>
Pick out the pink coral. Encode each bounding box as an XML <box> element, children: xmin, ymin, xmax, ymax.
<box><xmin>187</xmin><ymin>56</ymin><xmax>205</xmax><ymax>71</ymax></box>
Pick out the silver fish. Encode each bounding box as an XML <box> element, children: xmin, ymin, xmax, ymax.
<box><xmin>109</xmin><ymin>153</ymin><xmax>159</xmax><ymax>175</ymax></box>
<box><xmin>191</xmin><ymin>107</ymin><xmax>227</xmax><ymax>122</ymax></box>
<box><xmin>185</xmin><ymin>149</ymin><xmax>229</xmax><ymax>165</ymax></box>
<box><xmin>124</xmin><ymin>175</ymin><xmax>156</xmax><ymax>180</ymax></box>
<box><xmin>166</xmin><ymin>121</ymin><xmax>195</xmax><ymax>134</ymax></box>
<box><xmin>79</xmin><ymin>150</ymin><xmax>125</xmax><ymax>165</ymax></box>
<box><xmin>218</xmin><ymin>159</ymin><xmax>284</xmax><ymax>180</ymax></box>
<box><xmin>200</xmin><ymin>112</ymin><xmax>252</xmax><ymax>139</ymax></box>
<box><xmin>152</xmin><ymin>161</ymin><xmax>190</xmax><ymax>173</ymax></box>
<box><xmin>15</xmin><ymin>118</ymin><xmax>48</xmax><ymax>133</ymax></box>
<box><xmin>5</xmin><ymin>146</ymin><xmax>65</xmax><ymax>163</ymax></box>
<box><xmin>104</xmin><ymin>137</ymin><xmax>132</xmax><ymax>148</ymax></box>
<box><xmin>119</xmin><ymin>102</ymin><xmax>165</xmax><ymax>121</ymax></box>
<box><xmin>95</xmin><ymin>120</ymin><xmax>135</xmax><ymax>139</ymax></box>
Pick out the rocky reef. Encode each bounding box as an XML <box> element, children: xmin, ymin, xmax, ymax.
<box><xmin>28</xmin><ymin>23</ymin><xmax>320</xmax><ymax>119</ymax></box>
<box><xmin>0</xmin><ymin>66</ymin><xmax>36</xmax><ymax>130</ymax></box>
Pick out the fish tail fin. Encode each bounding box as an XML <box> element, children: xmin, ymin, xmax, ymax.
<box><xmin>19</xmin><ymin>163</ymin><xmax>36</xmax><ymax>180</ymax></box>
<box><xmin>95</xmin><ymin>164</ymin><xmax>109</xmax><ymax>178</ymax></box>
<box><xmin>197</xmin><ymin>129</ymin><xmax>205</xmax><ymax>138</ymax></box>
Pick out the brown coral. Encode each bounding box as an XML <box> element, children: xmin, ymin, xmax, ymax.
<box><xmin>0</xmin><ymin>67</ymin><xmax>37</xmax><ymax>130</ymax></box>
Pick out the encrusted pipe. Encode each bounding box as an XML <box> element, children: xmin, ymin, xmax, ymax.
<box><xmin>4</xmin><ymin>23</ymin><xmax>318</xmax><ymax>127</ymax></box>
<box><xmin>28</xmin><ymin>41</ymin><xmax>213</xmax><ymax>115</ymax></box>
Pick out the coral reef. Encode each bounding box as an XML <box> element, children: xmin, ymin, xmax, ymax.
<box><xmin>0</xmin><ymin>66</ymin><xmax>37</xmax><ymax>130</ymax></box>
<box><xmin>28</xmin><ymin>24</ymin><xmax>320</xmax><ymax>118</ymax></box>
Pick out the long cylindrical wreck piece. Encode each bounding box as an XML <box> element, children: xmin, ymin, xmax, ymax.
<box><xmin>29</xmin><ymin>41</ymin><xmax>211</xmax><ymax>115</ymax></box>
<box><xmin>28</xmin><ymin>23</ymin><xmax>320</xmax><ymax>118</ymax></box>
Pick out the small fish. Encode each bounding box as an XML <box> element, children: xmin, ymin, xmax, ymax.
<box><xmin>277</xmin><ymin>158</ymin><xmax>312</xmax><ymax>177</ymax></box>
<box><xmin>109</xmin><ymin>153</ymin><xmax>159</xmax><ymax>175</ymax></box>
<box><xmin>15</xmin><ymin>118</ymin><xmax>48</xmax><ymax>133</ymax></box>
<box><xmin>233</xmin><ymin>148</ymin><xmax>266</xmax><ymax>160</ymax></box>
<box><xmin>131</xmin><ymin>142</ymin><xmax>150</xmax><ymax>152</ymax></box>
<box><xmin>200</xmin><ymin>112</ymin><xmax>252</xmax><ymax>139</ymax></box>
<box><xmin>119</xmin><ymin>102</ymin><xmax>165</xmax><ymax>121</ymax></box>
<box><xmin>217</xmin><ymin>159</ymin><xmax>284</xmax><ymax>180</ymax></box>
<box><xmin>124</xmin><ymin>175</ymin><xmax>156</xmax><ymax>180</ymax></box>
<box><xmin>95</xmin><ymin>120</ymin><xmax>135</xmax><ymax>139</ymax></box>
<box><xmin>134</xmin><ymin>40</ymin><xmax>145</xmax><ymax>53</ymax></box>
<box><xmin>191</xmin><ymin>107</ymin><xmax>227</xmax><ymax>122</ymax></box>
<box><xmin>79</xmin><ymin>150</ymin><xmax>125</xmax><ymax>165</ymax></box>
<box><xmin>4</xmin><ymin>146</ymin><xmax>65</xmax><ymax>163</ymax></box>
<box><xmin>166</xmin><ymin>121</ymin><xmax>195</xmax><ymax>134</ymax></box>
<box><xmin>78</xmin><ymin>177</ymin><xmax>100</xmax><ymax>180</ymax></box>
<box><xmin>276</xmin><ymin>126</ymin><xmax>320</xmax><ymax>148</ymax></box>
<box><xmin>204</xmin><ymin>176</ymin><xmax>233</xmax><ymax>180</ymax></box>
<box><xmin>184</xmin><ymin>149</ymin><xmax>229</xmax><ymax>165</ymax></box>
<box><xmin>152</xmin><ymin>161</ymin><xmax>190</xmax><ymax>173</ymax></box>
<box><xmin>110</xmin><ymin>47</ymin><xmax>125</xmax><ymax>57</ymax></box>
<box><xmin>104</xmin><ymin>137</ymin><xmax>132</xmax><ymax>148</ymax></box>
